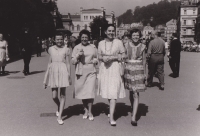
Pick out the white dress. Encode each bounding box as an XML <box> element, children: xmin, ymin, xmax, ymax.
<box><xmin>98</xmin><ymin>39</ymin><xmax>126</xmax><ymax>99</ymax></box>
<box><xmin>0</xmin><ymin>40</ymin><xmax>8</xmax><ymax>67</ymax></box>
<box><xmin>43</xmin><ymin>46</ymin><xmax>70</xmax><ymax>88</ymax></box>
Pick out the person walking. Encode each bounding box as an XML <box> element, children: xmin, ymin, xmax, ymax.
<box><xmin>98</xmin><ymin>24</ymin><xmax>126</xmax><ymax>126</ymax></box>
<box><xmin>0</xmin><ymin>33</ymin><xmax>9</xmax><ymax>75</ymax></box>
<box><xmin>124</xmin><ymin>29</ymin><xmax>146</xmax><ymax>126</ymax></box>
<box><xmin>43</xmin><ymin>33</ymin><xmax>72</xmax><ymax>125</ymax></box>
<box><xmin>21</xmin><ymin>26</ymin><xmax>32</xmax><ymax>76</ymax></box>
<box><xmin>168</xmin><ymin>33</ymin><xmax>181</xmax><ymax>78</ymax></box>
<box><xmin>71</xmin><ymin>30</ymin><xmax>98</xmax><ymax>121</ymax></box>
<box><xmin>146</xmin><ymin>31</ymin><xmax>165</xmax><ymax>90</ymax></box>
<box><xmin>36</xmin><ymin>36</ymin><xmax>42</xmax><ymax>57</ymax></box>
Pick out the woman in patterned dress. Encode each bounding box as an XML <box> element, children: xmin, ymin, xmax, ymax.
<box><xmin>0</xmin><ymin>33</ymin><xmax>9</xmax><ymax>74</ymax></box>
<box><xmin>43</xmin><ymin>33</ymin><xmax>72</xmax><ymax>125</ymax></box>
<box><xmin>72</xmin><ymin>30</ymin><xmax>98</xmax><ymax>121</ymax></box>
<box><xmin>124</xmin><ymin>29</ymin><xmax>146</xmax><ymax>126</ymax></box>
<box><xmin>98</xmin><ymin>24</ymin><xmax>126</xmax><ymax>126</ymax></box>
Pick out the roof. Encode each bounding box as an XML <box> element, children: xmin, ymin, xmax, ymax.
<box><xmin>82</xmin><ymin>8</ymin><xmax>102</xmax><ymax>12</ymax></box>
<box><xmin>71</xmin><ymin>15</ymin><xmax>81</xmax><ymax>21</ymax></box>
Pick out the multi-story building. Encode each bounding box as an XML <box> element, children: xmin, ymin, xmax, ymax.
<box><xmin>143</xmin><ymin>23</ymin><xmax>154</xmax><ymax>38</ymax></box>
<box><xmin>177</xmin><ymin>0</ymin><xmax>198</xmax><ymax>42</ymax></box>
<box><xmin>61</xmin><ymin>7</ymin><xmax>115</xmax><ymax>37</ymax></box>
<box><xmin>155</xmin><ymin>24</ymin><xmax>166</xmax><ymax>40</ymax></box>
<box><xmin>165</xmin><ymin>19</ymin><xmax>177</xmax><ymax>42</ymax></box>
<box><xmin>116</xmin><ymin>23</ymin><xmax>131</xmax><ymax>38</ymax></box>
<box><xmin>195</xmin><ymin>1</ymin><xmax>200</xmax><ymax>43</ymax></box>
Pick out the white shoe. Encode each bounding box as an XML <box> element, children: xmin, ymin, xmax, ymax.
<box><xmin>56</xmin><ymin>111</ymin><xmax>59</xmax><ymax>117</ymax></box>
<box><xmin>57</xmin><ymin>118</ymin><xmax>64</xmax><ymax>125</ymax></box>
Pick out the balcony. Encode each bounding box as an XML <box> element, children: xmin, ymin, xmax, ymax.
<box><xmin>181</xmin><ymin>33</ymin><xmax>195</xmax><ymax>36</ymax></box>
<box><xmin>181</xmin><ymin>24</ymin><xmax>195</xmax><ymax>27</ymax></box>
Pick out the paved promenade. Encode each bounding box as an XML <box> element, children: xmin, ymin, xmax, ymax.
<box><xmin>0</xmin><ymin>51</ymin><xmax>200</xmax><ymax>136</ymax></box>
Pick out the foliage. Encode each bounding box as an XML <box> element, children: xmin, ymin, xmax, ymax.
<box><xmin>117</xmin><ymin>0</ymin><xmax>181</xmax><ymax>27</ymax></box>
<box><xmin>0</xmin><ymin>0</ymin><xmax>57</xmax><ymax>40</ymax></box>
<box><xmin>90</xmin><ymin>16</ymin><xmax>108</xmax><ymax>40</ymax></box>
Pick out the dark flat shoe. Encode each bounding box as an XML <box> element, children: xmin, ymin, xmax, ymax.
<box><xmin>131</xmin><ymin>121</ymin><xmax>137</xmax><ymax>126</ymax></box>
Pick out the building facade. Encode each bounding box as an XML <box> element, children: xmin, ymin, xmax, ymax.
<box><xmin>165</xmin><ymin>19</ymin><xmax>177</xmax><ymax>42</ymax></box>
<box><xmin>177</xmin><ymin>0</ymin><xmax>198</xmax><ymax>42</ymax></box>
<box><xmin>143</xmin><ymin>24</ymin><xmax>154</xmax><ymax>38</ymax></box>
<box><xmin>61</xmin><ymin>7</ymin><xmax>115</xmax><ymax>37</ymax></box>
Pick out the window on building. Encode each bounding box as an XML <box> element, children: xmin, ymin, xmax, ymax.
<box><xmin>193</xmin><ymin>9</ymin><xmax>196</xmax><ymax>15</ymax></box>
<box><xmin>193</xmin><ymin>20</ymin><xmax>195</xmax><ymax>25</ymax></box>
<box><xmin>184</xmin><ymin>10</ymin><xmax>187</xmax><ymax>15</ymax></box>
<box><xmin>86</xmin><ymin>16</ymin><xmax>88</xmax><ymax>20</ymax></box>
<box><xmin>183</xmin><ymin>20</ymin><xmax>186</xmax><ymax>25</ymax></box>
<box><xmin>77</xmin><ymin>25</ymin><xmax>80</xmax><ymax>31</ymax></box>
<box><xmin>183</xmin><ymin>29</ymin><xmax>186</xmax><ymax>34</ymax></box>
<box><xmin>85</xmin><ymin>24</ymin><xmax>87</xmax><ymax>30</ymax></box>
<box><xmin>71</xmin><ymin>25</ymin><xmax>74</xmax><ymax>31</ymax></box>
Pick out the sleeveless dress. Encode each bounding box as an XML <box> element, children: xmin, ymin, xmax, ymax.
<box><xmin>0</xmin><ymin>40</ymin><xmax>8</xmax><ymax>67</ymax></box>
<box><xmin>98</xmin><ymin>39</ymin><xmax>126</xmax><ymax>99</ymax></box>
<box><xmin>124</xmin><ymin>42</ymin><xmax>146</xmax><ymax>92</ymax></box>
<box><xmin>43</xmin><ymin>46</ymin><xmax>70</xmax><ymax>88</ymax></box>
<box><xmin>71</xmin><ymin>43</ymin><xmax>97</xmax><ymax>99</ymax></box>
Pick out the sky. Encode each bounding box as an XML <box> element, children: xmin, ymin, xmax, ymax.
<box><xmin>57</xmin><ymin>0</ymin><xmax>161</xmax><ymax>17</ymax></box>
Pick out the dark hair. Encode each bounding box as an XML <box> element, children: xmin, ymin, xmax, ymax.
<box><xmin>130</xmin><ymin>29</ymin><xmax>142</xmax><ymax>38</ymax></box>
<box><xmin>55</xmin><ymin>32</ymin><xmax>64</xmax><ymax>38</ymax></box>
<box><xmin>157</xmin><ymin>32</ymin><xmax>161</xmax><ymax>37</ymax></box>
<box><xmin>104</xmin><ymin>24</ymin><xmax>115</xmax><ymax>31</ymax></box>
<box><xmin>79</xmin><ymin>29</ymin><xmax>90</xmax><ymax>40</ymax></box>
<box><xmin>172</xmin><ymin>33</ymin><xmax>177</xmax><ymax>38</ymax></box>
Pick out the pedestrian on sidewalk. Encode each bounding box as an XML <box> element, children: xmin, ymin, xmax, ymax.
<box><xmin>0</xmin><ymin>32</ymin><xmax>9</xmax><ymax>75</ymax></box>
<box><xmin>97</xmin><ymin>24</ymin><xmax>126</xmax><ymax>126</ymax></box>
<box><xmin>21</xmin><ymin>25</ymin><xmax>32</xmax><ymax>76</ymax></box>
<box><xmin>71</xmin><ymin>30</ymin><xmax>98</xmax><ymax>121</ymax></box>
<box><xmin>168</xmin><ymin>33</ymin><xmax>181</xmax><ymax>78</ymax></box>
<box><xmin>146</xmin><ymin>31</ymin><xmax>165</xmax><ymax>90</ymax></box>
<box><xmin>43</xmin><ymin>33</ymin><xmax>72</xmax><ymax>125</ymax></box>
<box><xmin>35</xmin><ymin>36</ymin><xmax>42</xmax><ymax>57</ymax></box>
<box><xmin>124</xmin><ymin>29</ymin><xmax>146</xmax><ymax>126</ymax></box>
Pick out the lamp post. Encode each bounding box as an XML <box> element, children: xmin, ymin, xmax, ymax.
<box><xmin>100</xmin><ymin>27</ymin><xmax>101</xmax><ymax>37</ymax></box>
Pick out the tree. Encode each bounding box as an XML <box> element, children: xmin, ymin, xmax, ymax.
<box><xmin>0</xmin><ymin>0</ymin><xmax>56</xmax><ymax>40</ymax></box>
<box><xmin>90</xmin><ymin>16</ymin><xmax>108</xmax><ymax>40</ymax></box>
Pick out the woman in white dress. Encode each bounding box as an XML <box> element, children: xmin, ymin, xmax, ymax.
<box><xmin>98</xmin><ymin>24</ymin><xmax>126</xmax><ymax>126</ymax></box>
<box><xmin>0</xmin><ymin>33</ymin><xmax>9</xmax><ymax>74</ymax></box>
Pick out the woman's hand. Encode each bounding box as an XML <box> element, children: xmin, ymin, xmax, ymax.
<box><xmin>76</xmin><ymin>49</ymin><xmax>84</xmax><ymax>59</ymax></box>
<box><xmin>92</xmin><ymin>58</ymin><xmax>98</xmax><ymax>64</ymax></box>
<box><xmin>69</xmin><ymin>76</ymin><xmax>72</xmax><ymax>85</ymax></box>
<box><xmin>103</xmin><ymin>56</ymin><xmax>109</xmax><ymax>63</ymax></box>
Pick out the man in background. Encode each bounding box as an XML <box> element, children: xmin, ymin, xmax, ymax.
<box><xmin>168</xmin><ymin>33</ymin><xmax>181</xmax><ymax>78</ymax></box>
<box><xmin>146</xmin><ymin>31</ymin><xmax>165</xmax><ymax>90</ymax></box>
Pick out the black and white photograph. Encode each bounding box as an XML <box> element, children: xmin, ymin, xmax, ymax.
<box><xmin>0</xmin><ymin>0</ymin><xmax>200</xmax><ymax>135</ymax></box>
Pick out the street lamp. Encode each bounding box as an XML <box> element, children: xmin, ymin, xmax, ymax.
<box><xmin>100</xmin><ymin>27</ymin><xmax>101</xmax><ymax>37</ymax></box>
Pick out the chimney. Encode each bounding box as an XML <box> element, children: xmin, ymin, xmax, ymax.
<box><xmin>80</xmin><ymin>7</ymin><xmax>83</xmax><ymax>12</ymax></box>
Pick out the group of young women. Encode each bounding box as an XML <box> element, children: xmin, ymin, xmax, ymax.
<box><xmin>43</xmin><ymin>24</ymin><xmax>146</xmax><ymax>126</ymax></box>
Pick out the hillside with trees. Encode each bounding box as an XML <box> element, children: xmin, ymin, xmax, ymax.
<box><xmin>117</xmin><ymin>0</ymin><xmax>181</xmax><ymax>27</ymax></box>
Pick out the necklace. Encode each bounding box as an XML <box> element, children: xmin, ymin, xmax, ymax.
<box><xmin>105</xmin><ymin>40</ymin><xmax>113</xmax><ymax>54</ymax></box>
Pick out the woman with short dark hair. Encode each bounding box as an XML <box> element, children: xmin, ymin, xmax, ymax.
<box><xmin>124</xmin><ymin>29</ymin><xmax>146</xmax><ymax>126</ymax></box>
<box><xmin>72</xmin><ymin>29</ymin><xmax>98</xmax><ymax>121</ymax></box>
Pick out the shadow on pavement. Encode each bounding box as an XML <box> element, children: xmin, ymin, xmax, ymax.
<box><xmin>29</xmin><ymin>70</ymin><xmax>45</xmax><ymax>75</ymax></box>
<box><xmin>115</xmin><ymin>103</ymin><xmax>148</xmax><ymax>121</ymax></box>
<box><xmin>0</xmin><ymin>71</ymin><xmax>20</xmax><ymax>76</ymax></box>
<box><xmin>136</xmin><ymin>103</ymin><xmax>149</xmax><ymax>121</ymax></box>
<box><xmin>93</xmin><ymin>103</ymin><xmax>109</xmax><ymax>117</ymax></box>
<box><xmin>196</xmin><ymin>105</ymin><xmax>200</xmax><ymax>111</ymax></box>
<box><xmin>62</xmin><ymin>104</ymin><xmax>84</xmax><ymax>120</ymax></box>
<box><xmin>152</xmin><ymin>82</ymin><xmax>160</xmax><ymax>88</ymax></box>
